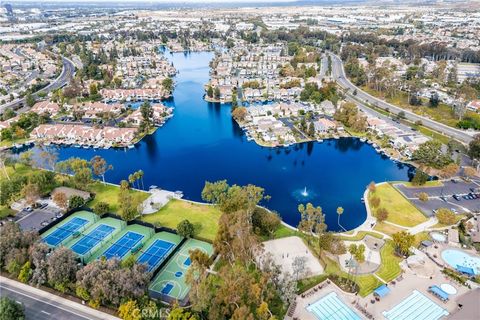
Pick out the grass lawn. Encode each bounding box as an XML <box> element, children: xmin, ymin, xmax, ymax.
<box><xmin>369</xmin><ymin>183</ymin><xmax>427</xmax><ymax>227</ymax></box>
<box><xmin>87</xmin><ymin>182</ymin><xmax>149</xmax><ymax>213</ymax></box>
<box><xmin>272</xmin><ymin>224</ymin><xmax>299</xmax><ymax>239</ymax></box>
<box><xmin>0</xmin><ymin>206</ymin><xmax>15</xmax><ymax>219</ymax></box>
<box><xmin>375</xmin><ymin>240</ymin><xmax>402</xmax><ymax>282</ymax></box>
<box><xmin>141</xmin><ymin>199</ymin><xmax>222</xmax><ymax>241</ymax></box>
<box><xmin>414</xmin><ymin>232</ymin><xmax>431</xmax><ymax>247</ymax></box>
<box><xmin>323</xmin><ymin>257</ymin><xmax>382</xmax><ymax>297</ymax></box>
<box><xmin>373</xmin><ymin>222</ymin><xmax>405</xmax><ymax>236</ymax></box>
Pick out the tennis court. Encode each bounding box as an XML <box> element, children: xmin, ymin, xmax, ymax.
<box><xmin>149</xmin><ymin>238</ymin><xmax>213</xmax><ymax>301</ymax></box>
<box><xmin>102</xmin><ymin>231</ymin><xmax>144</xmax><ymax>259</ymax></box>
<box><xmin>41</xmin><ymin>211</ymin><xmax>98</xmax><ymax>247</ymax></box>
<box><xmin>71</xmin><ymin>224</ymin><xmax>116</xmax><ymax>255</ymax></box>
<box><xmin>137</xmin><ymin>232</ymin><xmax>182</xmax><ymax>272</ymax></box>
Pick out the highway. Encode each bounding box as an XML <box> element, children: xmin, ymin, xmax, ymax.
<box><xmin>328</xmin><ymin>52</ymin><xmax>475</xmax><ymax>144</ymax></box>
<box><xmin>0</xmin><ymin>56</ymin><xmax>75</xmax><ymax>114</ymax></box>
<box><xmin>0</xmin><ymin>277</ymin><xmax>119</xmax><ymax>320</ymax></box>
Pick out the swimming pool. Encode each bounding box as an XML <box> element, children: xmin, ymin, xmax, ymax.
<box><xmin>383</xmin><ymin>290</ymin><xmax>448</xmax><ymax>320</ymax></box>
<box><xmin>441</xmin><ymin>249</ymin><xmax>480</xmax><ymax>275</ymax></box>
<box><xmin>306</xmin><ymin>292</ymin><xmax>361</xmax><ymax>320</ymax></box>
<box><xmin>430</xmin><ymin>232</ymin><xmax>446</xmax><ymax>242</ymax></box>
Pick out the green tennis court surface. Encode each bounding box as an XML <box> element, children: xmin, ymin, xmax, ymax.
<box><xmin>149</xmin><ymin>238</ymin><xmax>213</xmax><ymax>301</ymax></box>
<box><xmin>41</xmin><ymin>211</ymin><xmax>98</xmax><ymax>247</ymax></box>
<box><xmin>88</xmin><ymin>224</ymin><xmax>154</xmax><ymax>263</ymax></box>
<box><xmin>65</xmin><ymin>217</ymin><xmax>125</xmax><ymax>262</ymax></box>
<box><xmin>136</xmin><ymin>232</ymin><xmax>183</xmax><ymax>272</ymax></box>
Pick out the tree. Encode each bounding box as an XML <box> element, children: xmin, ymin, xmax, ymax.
<box><xmin>440</xmin><ymin>163</ymin><xmax>459</xmax><ymax>178</ymax></box>
<box><xmin>468</xmin><ymin>134</ymin><xmax>480</xmax><ymax>160</ymax></box>
<box><xmin>436</xmin><ymin>208</ymin><xmax>456</xmax><ymax>225</ymax></box>
<box><xmin>168</xmin><ymin>307</ymin><xmax>199</xmax><ymax>320</ymax></box>
<box><xmin>93</xmin><ymin>202</ymin><xmax>110</xmax><ymax>215</ymax></box>
<box><xmin>412</xmin><ymin>140</ymin><xmax>453</xmax><ymax>169</ymax></box>
<box><xmin>392</xmin><ymin>231</ymin><xmax>415</xmax><ymax>256</ymax></box>
<box><xmin>207</xmin><ymin>86</ymin><xmax>213</xmax><ymax>98</ymax></box>
<box><xmin>90</xmin><ymin>156</ymin><xmax>113</xmax><ymax>184</ymax></box>
<box><xmin>376</xmin><ymin>207</ymin><xmax>389</xmax><ymax>222</ymax></box>
<box><xmin>26</xmin><ymin>94</ymin><xmax>35</xmax><ymax>107</ymax></box>
<box><xmin>140</xmin><ymin>102</ymin><xmax>154</xmax><ymax>133</ymax></box>
<box><xmin>0</xmin><ymin>297</ymin><xmax>25</xmax><ymax>320</ymax></box>
<box><xmin>336</xmin><ymin>207</ymin><xmax>344</xmax><ymax>231</ymax></box>
<box><xmin>18</xmin><ymin>261</ymin><xmax>32</xmax><ymax>283</ymax></box>
<box><xmin>429</xmin><ymin>92</ymin><xmax>439</xmax><ymax>107</ymax></box>
<box><xmin>292</xmin><ymin>256</ymin><xmax>308</xmax><ymax>280</ymax></box>
<box><xmin>53</xmin><ymin>192</ymin><xmax>68</xmax><ymax>210</ymax></box>
<box><xmin>370</xmin><ymin>197</ymin><xmax>381</xmax><ymax>208</ymax></box>
<box><xmin>162</xmin><ymin>78</ymin><xmax>174</xmax><ymax>93</ymax></box>
<box><xmin>297</xmin><ymin>203</ymin><xmax>326</xmax><ymax>236</ymax></box>
<box><xmin>411</xmin><ymin>170</ymin><xmax>429</xmax><ymax>186</ymax></box>
<box><xmin>463</xmin><ymin>166</ymin><xmax>477</xmax><ymax>179</ymax></box>
<box><xmin>177</xmin><ymin>219</ymin><xmax>195</xmax><ymax>238</ymax></box>
<box><xmin>418</xmin><ymin>192</ymin><xmax>429</xmax><ymax>202</ymax></box>
<box><xmin>368</xmin><ymin>181</ymin><xmax>376</xmax><ymax>193</ymax></box>
<box><xmin>47</xmin><ymin>247</ymin><xmax>78</xmax><ymax>292</ymax></box>
<box><xmin>22</xmin><ymin>182</ymin><xmax>40</xmax><ymax>206</ymax></box>
<box><xmin>68</xmin><ymin>195</ymin><xmax>85</xmax><ymax>210</ymax></box>
<box><xmin>231</xmin><ymin>107</ymin><xmax>247</xmax><ymax>122</ymax></box>
<box><xmin>214</xmin><ymin>87</ymin><xmax>221</xmax><ymax>100</ymax></box>
<box><xmin>118</xmin><ymin>180</ymin><xmax>138</xmax><ymax>221</ymax></box>
<box><xmin>118</xmin><ymin>300</ymin><xmax>141</xmax><ymax>320</ymax></box>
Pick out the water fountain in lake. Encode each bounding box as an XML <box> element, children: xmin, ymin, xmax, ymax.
<box><xmin>292</xmin><ymin>186</ymin><xmax>316</xmax><ymax>202</ymax></box>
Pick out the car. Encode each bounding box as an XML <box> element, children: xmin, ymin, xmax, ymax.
<box><xmin>469</xmin><ymin>193</ymin><xmax>478</xmax><ymax>199</ymax></box>
<box><xmin>440</xmin><ymin>196</ymin><xmax>448</xmax><ymax>202</ymax></box>
<box><xmin>451</xmin><ymin>208</ymin><xmax>458</xmax><ymax>214</ymax></box>
<box><xmin>463</xmin><ymin>195</ymin><xmax>470</xmax><ymax>200</ymax></box>
<box><xmin>25</xmin><ymin>206</ymin><xmax>33</xmax><ymax>212</ymax></box>
<box><xmin>452</xmin><ymin>194</ymin><xmax>460</xmax><ymax>201</ymax></box>
<box><xmin>451</xmin><ymin>179</ymin><xmax>458</xmax><ymax>183</ymax></box>
<box><xmin>55</xmin><ymin>213</ymin><xmax>63</xmax><ymax>219</ymax></box>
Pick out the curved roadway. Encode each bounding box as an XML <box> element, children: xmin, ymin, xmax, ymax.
<box><xmin>328</xmin><ymin>52</ymin><xmax>475</xmax><ymax>144</ymax></box>
<box><xmin>0</xmin><ymin>56</ymin><xmax>75</xmax><ymax>114</ymax></box>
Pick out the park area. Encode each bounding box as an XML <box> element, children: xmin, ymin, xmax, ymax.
<box><xmin>141</xmin><ymin>199</ymin><xmax>222</xmax><ymax>241</ymax></box>
<box><xmin>368</xmin><ymin>183</ymin><xmax>427</xmax><ymax>227</ymax></box>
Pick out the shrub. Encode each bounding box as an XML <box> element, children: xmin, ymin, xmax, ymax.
<box><xmin>370</xmin><ymin>197</ymin><xmax>381</xmax><ymax>208</ymax></box>
<box><xmin>418</xmin><ymin>192</ymin><xmax>429</xmax><ymax>202</ymax></box>
<box><xmin>177</xmin><ymin>219</ymin><xmax>195</xmax><ymax>238</ymax></box>
<box><xmin>68</xmin><ymin>195</ymin><xmax>85</xmax><ymax>210</ymax></box>
<box><xmin>436</xmin><ymin>208</ymin><xmax>456</xmax><ymax>225</ymax></box>
<box><xmin>376</xmin><ymin>208</ymin><xmax>389</xmax><ymax>222</ymax></box>
<box><xmin>93</xmin><ymin>202</ymin><xmax>110</xmax><ymax>215</ymax></box>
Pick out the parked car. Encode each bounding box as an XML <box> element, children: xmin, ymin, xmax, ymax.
<box><xmin>452</xmin><ymin>194</ymin><xmax>460</xmax><ymax>201</ymax></box>
<box><xmin>451</xmin><ymin>208</ymin><xmax>458</xmax><ymax>214</ymax></box>
<box><xmin>440</xmin><ymin>196</ymin><xmax>447</xmax><ymax>202</ymax></box>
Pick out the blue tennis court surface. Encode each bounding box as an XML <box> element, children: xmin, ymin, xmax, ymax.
<box><xmin>306</xmin><ymin>292</ymin><xmax>361</xmax><ymax>320</ymax></box>
<box><xmin>137</xmin><ymin>239</ymin><xmax>175</xmax><ymax>272</ymax></box>
<box><xmin>71</xmin><ymin>224</ymin><xmax>115</xmax><ymax>255</ymax></box>
<box><xmin>44</xmin><ymin>217</ymin><xmax>88</xmax><ymax>246</ymax></box>
<box><xmin>184</xmin><ymin>257</ymin><xmax>191</xmax><ymax>266</ymax></box>
<box><xmin>383</xmin><ymin>290</ymin><xmax>449</xmax><ymax>320</ymax></box>
<box><xmin>102</xmin><ymin>231</ymin><xmax>144</xmax><ymax>260</ymax></box>
<box><xmin>161</xmin><ymin>283</ymin><xmax>174</xmax><ymax>295</ymax></box>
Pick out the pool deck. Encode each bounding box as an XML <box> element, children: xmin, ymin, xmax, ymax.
<box><xmin>288</xmin><ymin>248</ymin><xmax>473</xmax><ymax>320</ymax></box>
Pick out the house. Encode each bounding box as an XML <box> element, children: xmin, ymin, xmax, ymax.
<box><xmin>30</xmin><ymin>101</ymin><xmax>61</xmax><ymax>116</ymax></box>
<box><xmin>467</xmin><ymin>100</ymin><xmax>480</xmax><ymax>113</ymax></box>
<box><xmin>314</xmin><ymin>118</ymin><xmax>336</xmax><ymax>133</ymax></box>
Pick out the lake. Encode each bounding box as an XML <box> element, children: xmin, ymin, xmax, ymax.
<box><xmin>30</xmin><ymin>50</ymin><xmax>414</xmax><ymax>231</ymax></box>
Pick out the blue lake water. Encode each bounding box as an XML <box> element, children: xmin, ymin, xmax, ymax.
<box><xmin>32</xmin><ymin>51</ymin><xmax>415</xmax><ymax>231</ymax></box>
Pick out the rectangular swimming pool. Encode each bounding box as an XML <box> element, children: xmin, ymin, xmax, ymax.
<box><xmin>383</xmin><ymin>290</ymin><xmax>449</xmax><ymax>320</ymax></box>
<box><xmin>306</xmin><ymin>292</ymin><xmax>361</xmax><ymax>320</ymax></box>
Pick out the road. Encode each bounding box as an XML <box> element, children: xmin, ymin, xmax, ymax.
<box><xmin>328</xmin><ymin>52</ymin><xmax>475</xmax><ymax>144</ymax></box>
<box><xmin>0</xmin><ymin>277</ymin><xmax>119</xmax><ymax>320</ymax></box>
<box><xmin>0</xmin><ymin>56</ymin><xmax>75</xmax><ymax>114</ymax></box>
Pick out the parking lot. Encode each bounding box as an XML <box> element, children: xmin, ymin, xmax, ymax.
<box><xmin>15</xmin><ymin>202</ymin><xmax>63</xmax><ymax>232</ymax></box>
<box><xmin>395</xmin><ymin>179</ymin><xmax>480</xmax><ymax>216</ymax></box>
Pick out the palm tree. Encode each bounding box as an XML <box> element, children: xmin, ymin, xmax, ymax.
<box><xmin>128</xmin><ymin>174</ymin><xmax>135</xmax><ymax>189</ymax></box>
<box><xmin>337</xmin><ymin>206</ymin><xmax>344</xmax><ymax>231</ymax></box>
<box><xmin>138</xmin><ymin>170</ymin><xmax>144</xmax><ymax>190</ymax></box>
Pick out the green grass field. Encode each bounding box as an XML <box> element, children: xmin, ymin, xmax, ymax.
<box><xmin>87</xmin><ymin>182</ymin><xmax>149</xmax><ymax>214</ymax></box>
<box><xmin>336</xmin><ymin>231</ymin><xmax>384</xmax><ymax>241</ymax></box>
<box><xmin>149</xmin><ymin>238</ymin><xmax>214</xmax><ymax>300</ymax></box>
<box><xmin>141</xmin><ymin>200</ymin><xmax>222</xmax><ymax>241</ymax></box>
<box><xmin>369</xmin><ymin>183</ymin><xmax>427</xmax><ymax>227</ymax></box>
<box><xmin>375</xmin><ymin>240</ymin><xmax>402</xmax><ymax>282</ymax></box>
<box><xmin>373</xmin><ymin>222</ymin><xmax>405</xmax><ymax>236</ymax></box>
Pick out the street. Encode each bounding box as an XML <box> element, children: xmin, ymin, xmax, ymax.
<box><xmin>328</xmin><ymin>52</ymin><xmax>475</xmax><ymax>144</ymax></box>
<box><xmin>0</xmin><ymin>277</ymin><xmax>119</xmax><ymax>320</ymax></box>
<box><xmin>0</xmin><ymin>56</ymin><xmax>75</xmax><ymax>114</ymax></box>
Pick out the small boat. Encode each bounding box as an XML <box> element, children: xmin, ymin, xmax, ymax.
<box><xmin>317</xmin><ymin>139</ymin><xmax>323</xmax><ymax>143</ymax></box>
<box><xmin>128</xmin><ymin>144</ymin><xmax>135</xmax><ymax>149</ymax></box>
<box><xmin>360</xmin><ymin>137</ymin><xmax>366</xmax><ymax>142</ymax></box>
<box><xmin>74</xmin><ymin>144</ymin><xmax>81</xmax><ymax>148</ymax></box>
<box><xmin>82</xmin><ymin>145</ymin><xmax>89</xmax><ymax>149</ymax></box>
<box><xmin>361</xmin><ymin>198</ymin><xmax>365</xmax><ymax>203</ymax></box>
